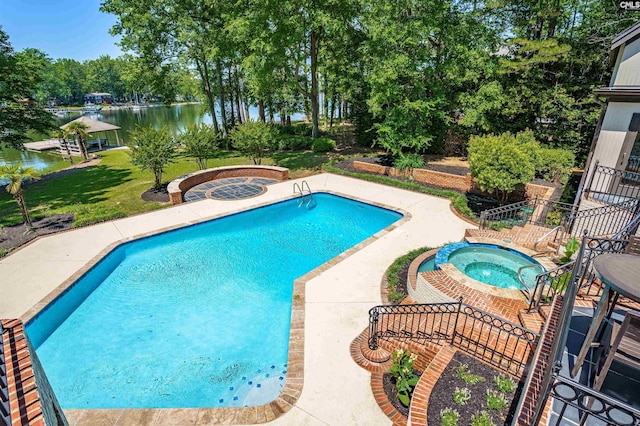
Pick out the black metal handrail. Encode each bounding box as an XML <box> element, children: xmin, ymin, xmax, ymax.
<box><xmin>564</xmin><ymin>197</ymin><xmax>640</xmax><ymax>238</ymax></box>
<box><xmin>479</xmin><ymin>198</ymin><xmax>576</xmax><ymax>231</ymax></box>
<box><xmin>0</xmin><ymin>323</ymin><xmax>10</xmax><ymax>426</ymax></box>
<box><xmin>527</xmin><ymin>261</ymin><xmax>575</xmax><ymax>312</ymax></box>
<box><xmin>368</xmin><ymin>301</ymin><xmax>539</xmax><ymax>376</ymax></box>
<box><xmin>585</xmin><ymin>162</ymin><xmax>640</xmax><ymax>204</ymax></box>
<box><xmin>549</xmin><ymin>375</ymin><xmax>640</xmax><ymax>426</ymax></box>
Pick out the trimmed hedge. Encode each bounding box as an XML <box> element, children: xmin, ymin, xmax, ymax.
<box><xmin>312</xmin><ymin>137</ymin><xmax>336</xmax><ymax>152</ymax></box>
<box><xmin>324</xmin><ymin>158</ymin><xmax>477</xmax><ymax>222</ymax></box>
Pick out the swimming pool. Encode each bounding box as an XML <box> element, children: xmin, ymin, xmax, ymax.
<box><xmin>26</xmin><ymin>193</ymin><xmax>401</xmax><ymax>409</ymax></box>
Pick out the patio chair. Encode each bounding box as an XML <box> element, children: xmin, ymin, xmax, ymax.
<box><xmin>592</xmin><ymin>309</ymin><xmax>640</xmax><ymax>393</ymax></box>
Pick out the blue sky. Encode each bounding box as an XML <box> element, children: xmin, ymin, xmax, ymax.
<box><xmin>0</xmin><ymin>0</ymin><xmax>123</xmax><ymax>61</ymax></box>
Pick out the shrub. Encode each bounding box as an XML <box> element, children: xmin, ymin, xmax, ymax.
<box><xmin>129</xmin><ymin>125</ymin><xmax>178</xmax><ymax>189</ymax></box>
<box><xmin>453</xmin><ymin>387</ymin><xmax>472</xmax><ymax>406</ymax></box>
<box><xmin>229</xmin><ymin>120</ymin><xmax>277</xmax><ymax>165</ymax></box>
<box><xmin>494</xmin><ymin>374</ymin><xmax>516</xmax><ymax>393</ymax></box>
<box><xmin>535</xmin><ymin>148</ymin><xmax>575</xmax><ymax>183</ymax></box>
<box><xmin>277</xmin><ymin>135</ymin><xmax>314</xmax><ymax>151</ymax></box>
<box><xmin>468</xmin><ymin>130</ymin><xmax>537</xmax><ymax>204</ymax></box>
<box><xmin>386</xmin><ymin>246</ymin><xmax>434</xmax><ymax>303</ymax></box>
<box><xmin>311</xmin><ymin>137</ymin><xmax>336</xmax><ymax>153</ymax></box>
<box><xmin>471</xmin><ymin>411</ymin><xmax>496</xmax><ymax>426</ymax></box>
<box><xmin>440</xmin><ymin>408</ymin><xmax>460</xmax><ymax>426</ymax></box>
<box><xmin>394</xmin><ymin>153</ymin><xmax>424</xmax><ymax>179</ymax></box>
<box><xmin>456</xmin><ymin>364</ymin><xmax>486</xmax><ymax>385</ymax></box>
<box><xmin>388</xmin><ymin>349</ymin><xmax>419</xmax><ymax>407</ymax></box>
<box><xmin>486</xmin><ymin>390</ymin><xmax>507</xmax><ymax>410</ymax></box>
<box><xmin>178</xmin><ymin>123</ymin><xmax>220</xmax><ymax>169</ymax></box>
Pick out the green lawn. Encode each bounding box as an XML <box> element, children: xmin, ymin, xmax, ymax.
<box><xmin>0</xmin><ymin>149</ymin><xmax>329</xmax><ymax>228</ymax></box>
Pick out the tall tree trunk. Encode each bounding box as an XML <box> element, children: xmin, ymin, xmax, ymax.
<box><xmin>338</xmin><ymin>95</ymin><xmax>342</xmax><ymax>122</ymax></box>
<box><xmin>330</xmin><ymin>89</ymin><xmax>337</xmax><ymax>128</ymax></box>
<box><xmin>228</xmin><ymin>67</ymin><xmax>236</xmax><ymax>128</ymax></box>
<box><xmin>195</xmin><ymin>57</ymin><xmax>220</xmax><ymax>135</ymax></box>
<box><xmin>215</xmin><ymin>59</ymin><xmax>229</xmax><ymax>137</ymax></box>
<box><xmin>310</xmin><ymin>29</ymin><xmax>320</xmax><ymax>139</ymax></box>
<box><xmin>258</xmin><ymin>99</ymin><xmax>266</xmax><ymax>122</ymax></box>
<box><xmin>323</xmin><ymin>73</ymin><xmax>329</xmax><ymax>127</ymax></box>
<box><xmin>233</xmin><ymin>62</ymin><xmax>243</xmax><ymax>124</ymax></box>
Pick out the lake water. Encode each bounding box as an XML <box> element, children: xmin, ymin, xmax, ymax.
<box><xmin>1</xmin><ymin>103</ymin><xmax>299</xmax><ymax>171</ymax></box>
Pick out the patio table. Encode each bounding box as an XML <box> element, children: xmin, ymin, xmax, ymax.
<box><xmin>571</xmin><ymin>253</ymin><xmax>640</xmax><ymax>378</ymax></box>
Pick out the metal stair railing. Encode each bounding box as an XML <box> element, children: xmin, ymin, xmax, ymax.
<box><xmin>368</xmin><ymin>300</ymin><xmax>539</xmax><ymax>376</ymax></box>
<box><xmin>563</xmin><ymin>197</ymin><xmax>640</xmax><ymax>238</ymax></box>
<box><xmin>526</xmin><ymin>261</ymin><xmax>575</xmax><ymax>312</ymax></box>
<box><xmin>517</xmin><ymin>263</ymin><xmax>545</xmax><ymax>303</ymax></box>
<box><xmin>479</xmin><ymin>198</ymin><xmax>576</xmax><ymax>231</ymax></box>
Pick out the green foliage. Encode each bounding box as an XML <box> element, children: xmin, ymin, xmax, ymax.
<box><xmin>453</xmin><ymin>387</ymin><xmax>471</xmax><ymax>406</ymax></box>
<box><xmin>0</xmin><ymin>162</ymin><xmax>40</xmax><ymax>226</ymax></box>
<box><xmin>129</xmin><ymin>125</ymin><xmax>179</xmax><ymax>189</ymax></box>
<box><xmin>0</xmin><ymin>29</ymin><xmax>54</xmax><ymax>149</ymax></box>
<box><xmin>389</xmin><ymin>349</ymin><xmax>419</xmax><ymax>407</ymax></box>
<box><xmin>324</xmin><ymin>159</ymin><xmax>477</xmax><ymax>222</ymax></box>
<box><xmin>471</xmin><ymin>411</ymin><xmax>495</xmax><ymax>426</ymax></box>
<box><xmin>456</xmin><ymin>364</ymin><xmax>486</xmax><ymax>385</ymax></box>
<box><xmin>63</xmin><ymin>121</ymin><xmax>90</xmax><ymax>161</ymax></box>
<box><xmin>468</xmin><ymin>130</ymin><xmax>537</xmax><ymax>204</ymax></box>
<box><xmin>386</xmin><ymin>246</ymin><xmax>434</xmax><ymax>303</ymax></box>
<box><xmin>311</xmin><ymin>137</ymin><xmax>335</xmax><ymax>153</ymax></box>
<box><xmin>558</xmin><ymin>237</ymin><xmax>579</xmax><ymax>264</ymax></box>
<box><xmin>276</xmin><ymin>135</ymin><xmax>314</xmax><ymax>152</ymax></box>
<box><xmin>440</xmin><ymin>408</ymin><xmax>460</xmax><ymax>426</ymax></box>
<box><xmin>494</xmin><ymin>374</ymin><xmax>516</xmax><ymax>394</ymax></box>
<box><xmin>394</xmin><ymin>154</ymin><xmax>424</xmax><ymax>178</ymax></box>
<box><xmin>485</xmin><ymin>390</ymin><xmax>507</xmax><ymax>410</ymax></box>
<box><xmin>229</xmin><ymin>120</ymin><xmax>277</xmax><ymax>165</ymax></box>
<box><xmin>178</xmin><ymin>123</ymin><xmax>220</xmax><ymax>170</ymax></box>
<box><xmin>535</xmin><ymin>148</ymin><xmax>575</xmax><ymax>183</ymax></box>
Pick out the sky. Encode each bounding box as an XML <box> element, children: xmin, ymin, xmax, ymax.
<box><xmin>0</xmin><ymin>0</ymin><xmax>123</xmax><ymax>61</ymax></box>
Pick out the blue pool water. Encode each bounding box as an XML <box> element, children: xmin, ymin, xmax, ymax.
<box><xmin>26</xmin><ymin>193</ymin><xmax>401</xmax><ymax>409</ymax></box>
<box><xmin>435</xmin><ymin>242</ymin><xmax>544</xmax><ymax>290</ymax></box>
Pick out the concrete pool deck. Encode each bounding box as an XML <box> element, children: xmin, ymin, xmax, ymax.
<box><xmin>0</xmin><ymin>173</ymin><xmax>472</xmax><ymax>425</ymax></box>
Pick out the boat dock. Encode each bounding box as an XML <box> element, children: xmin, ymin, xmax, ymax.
<box><xmin>23</xmin><ymin>139</ymin><xmax>60</xmax><ymax>152</ymax></box>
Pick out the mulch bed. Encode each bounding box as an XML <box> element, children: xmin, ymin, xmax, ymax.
<box><xmin>141</xmin><ymin>185</ymin><xmax>170</xmax><ymax>202</ymax></box>
<box><xmin>0</xmin><ymin>214</ymin><xmax>74</xmax><ymax>253</ymax></box>
<box><xmin>427</xmin><ymin>352</ymin><xmax>522</xmax><ymax>426</ymax></box>
<box><xmin>383</xmin><ymin>369</ymin><xmax>422</xmax><ymax>418</ymax></box>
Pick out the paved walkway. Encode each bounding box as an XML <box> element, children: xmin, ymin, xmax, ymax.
<box><xmin>0</xmin><ymin>173</ymin><xmax>472</xmax><ymax>425</ymax></box>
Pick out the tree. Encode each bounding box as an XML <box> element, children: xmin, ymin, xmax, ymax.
<box><xmin>468</xmin><ymin>130</ymin><xmax>537</xmax><ymax>204</ymax></box>
<box><xmin>52</xmin><ymin>130</ymin><xmax>73</xmax><ymax>165</ymax></box>
<box><xmin>0</xmin><ymin>163</ymin><xmax>39</xmax><ymax>228</ymax></box>
<box><xmin>129</xmin><ymin>126</ymin><xmax>178</xmax><ymax>189</ymax></box>
<box><xmin>0</xmin><ymin>26</ymin><xmax>54</xmax><ymax>149</ymax></box>
<box><xmin>178</xmin><ymin>123</ymin><xmax>219</xmax><ymax>169</ymax></box>
<box><xmin>63</xmin><ymin>122</ymin><xmax>90</xmax><ymax>161</ymax></box>
<box><xmin>229</xmin><ymin>120</ymin><xmax>276</xmax><ymax>165</ymax></box>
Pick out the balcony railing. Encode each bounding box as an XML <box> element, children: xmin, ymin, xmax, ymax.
<box><xmin>585</xmin><ymin>161</ymin><xmax>640</xmax><ymax>205</ymax></box>
<box><xmin>0</xmin><ymin>324</ymin><xmax>10</xmax><ymax>426</ymax></box>
<box><xmin>479</xmin><ymin>198</ymin><xmax>575</xmax><ymax>231</ymax></box>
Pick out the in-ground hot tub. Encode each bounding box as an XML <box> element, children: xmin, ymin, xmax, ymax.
<box><xmin>434</xmin><ymin>242</ymin><xmax>545</xmax><ymax>290</ymax></box>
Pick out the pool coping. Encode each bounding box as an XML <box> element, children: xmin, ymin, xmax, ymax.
<box><xmin>19</xmin><ymin>190</ymin><xmax>411</xmax><ymax>425</ymax></box>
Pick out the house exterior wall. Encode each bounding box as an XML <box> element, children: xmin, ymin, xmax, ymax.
<box><xmin>586</xmin><ymin>102</ymin><xmax>640</xmax><ymax>194</ymax></box>
<box><xmin>612</xmin><ymin>36</ymin><xmax>640</xmax><ymax>87</ymax></box>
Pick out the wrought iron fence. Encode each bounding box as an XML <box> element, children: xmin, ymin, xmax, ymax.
<box><xmin>479</xmin><ymin>198</ymin><xmax>576</xmax><ymax>231</ymax></box>
<box><xmin>368</xmin><ymin>301</ymin><xmax>539</xmax><ymax>376</ymax></box>
<box><xmin>564</xmin><ymin>198</ymin><xmax>640</xmax><ymax>239</ymax></box>
<box><xmin>585</xmin><ymin>162</ymin><xmax>640</xmax><ymax>205</ymax></box>
<box><xmin>627</xmin><ymin>155</ymin><xmax>640</xmax><ymax>174</ymax></box>
<box><xmin>527</xmin><ymin>261</ymin><xmax>575</xmax><ymax>312</ymax></box>
<box><xmin>0</xmin><ymin>323</ymin><xmax>10</xmax><ymax>426</ymax></box>
<box><xmin>549</xmin><ymin>376</ymin><xmax>640</xmax><ymax>426</ymax></box>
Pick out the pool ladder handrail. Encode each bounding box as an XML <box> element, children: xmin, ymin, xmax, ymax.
<box><xmin>517</xmin><ymin>263</ymin><xmax>545</xmax><ymax>303</ymax></box>
<box><xmin>533</xmin><ymin>225</ymin><xmax>565</xmax><ymax>255</ymax></box>
<box><xmin>293</xmin><ymin>180</ymin><xmax>314</xmax><ymax>208</ymax></box>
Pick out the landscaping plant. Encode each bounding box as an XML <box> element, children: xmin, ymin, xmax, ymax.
<box><xmin>471</xmin><ymin>411</ymin><xmax>496</xmax><ymax>426</ymax></box>
<box><xmin>0</xmin><ymin>162</ymin><xmax>39</xmax><ymax>228</ymax></box>
<box><xmin>494</xmin><ymin>374</ymin><xmax>516</xmax><ymax>393</ymax></box>
<box><xmin>178</xmin><ymin>123</ymin><xmax>220</xmax><ymax>170</ymax></box>
<box><xmin>229</xmin><ymin>120</ymin><xmax>277</xmax><ymax>165</ymax></box>
<box><xmin>389</xmin><ymin>349</ymin><xmax>419</xmax><ymax>407</ymax></box>
<box><xmin>394</xmin><ymin>153</ymin><xmax>424</xmax><ymax>180</ymax></box>
<box><xmin>129</xmin><ymin>125</ymin><xmax>179</xmax><ymax>189</ymax></box>
<box><xmin>452</xmin><ymin>387</ymin><xmax>471</xmax><ymax>406</ymax></box>
<box><xmin>456</xmin><ymin>364</ymin><xmax>486</xmax><ymax>385</ymax></box>
<box><xmin>485</xmin><ymin>389</ymin><xmax>507</xmax><ymax>410</ymax></box>
<box><xmin>440</xmin><ymin>408</ymin><xmax>460</xmax><ymax>426</ymax></box>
